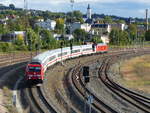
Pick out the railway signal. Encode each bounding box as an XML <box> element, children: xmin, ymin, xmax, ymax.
<box><xmin>70</xmin><ymin>41</ymin><xmax>73</xmax><ymax>53</ymax></box>
<box><xmin>83</xmin><ymin>66</ymin><xmax>90</xmax><ymax>83</ymax></box>
<box><xmin>92</xmin><ymin>42</ymin><xmax>97</xmax><ymax>52</ymax></box>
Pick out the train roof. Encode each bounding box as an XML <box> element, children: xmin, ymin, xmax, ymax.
<box><xmin>30</xmin><ymin>43</ymin><xmax>107</xmax><ymax>64</ymax></box>
<box><xmin>97</xmin><ymin>43</ymin><xmax>107</xmax><ymax>46</ymax></box>
<box><xmin>31</xmin><ymin>47</ymin><xmax>71</xmax><ymax>64</ymax></box>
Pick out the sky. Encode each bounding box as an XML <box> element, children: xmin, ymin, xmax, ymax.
<box><xmin>0</xmin><ymin>0</ymin><xmax>150</xmax><ymax>18</ymax></box>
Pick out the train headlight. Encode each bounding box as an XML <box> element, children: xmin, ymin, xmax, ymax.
<box><xmin>29</xmin><ymin>75</ymin><xmax>33</xmax><ymax>77</ymax></box>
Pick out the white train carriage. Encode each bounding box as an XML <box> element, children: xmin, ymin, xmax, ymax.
<box><xmin>70</xmin><ymin>45</ymin><xmax>82</xmax><ymax>58</ymax></box>
<box><xmin>56</xmin><ymin>47</ymin><xmax>71</xmax><ymax>62</ymax></box>
<box><xmin>25</xmin><ymin>43</ymin><xmax>108</xmax><ymax>84</ymax></box>
<box><xmin>81</xmin><ymin>44</ymin><xmax>95</xmax><ymax>55</ymax></box>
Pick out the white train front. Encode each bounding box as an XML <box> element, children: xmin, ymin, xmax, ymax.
<box><xmin>25</xmin><ymin>43</ymin><xmax>108</xmax><ymax>83</ymax></box>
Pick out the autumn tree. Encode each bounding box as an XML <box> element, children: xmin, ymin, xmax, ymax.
<box><xmin>55</xmin><ymin>18</ymin><xmax>65</xmax><ymax>34</ymax></box>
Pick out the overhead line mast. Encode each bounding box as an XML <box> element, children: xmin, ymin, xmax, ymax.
<box><xmin>146</xmin><ymin>9</ymin><xmax>149</xmax><ymax>31</ymax></box>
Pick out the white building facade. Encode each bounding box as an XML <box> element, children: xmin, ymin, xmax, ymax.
<box><xmin>70</xmin><ymin>22</ymin><xmax>91</xmax><ymax>33</ymax></box>
<box><xmin>35</xmin><ymin>19</ymin><xmax>56</xmax><ymax>30</ymax></box>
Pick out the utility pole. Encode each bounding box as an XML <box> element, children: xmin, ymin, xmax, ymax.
<box><xmin>24</xmin><ymin>0</ymin><xmax>28</xmax><ymax>44</ymax></box>
<box><xmin>144</xmin><ymin>9</ymin><xmax>149</xmax><ymax>48</ymax></box>
<box><xmin>146</xmin><ymin>9</ymin><xmax>149</xmax><ymax>31</ymax></box>
<box><xmin>70</xmin><ymin>0</ymin><xmax>75</xmax><ymax>34</ymax></box>
<box><xmin>70</xmin><ymin>0</ymin><xmax>74</xmax><ymax>14</ymax></box>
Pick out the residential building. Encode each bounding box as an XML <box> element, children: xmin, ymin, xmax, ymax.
<box><xmin>35</xmin><ymin>19</ymin><xmax>56</xmax><ymax>30</ymax></box>
<box><xmin>70</xmin><ymin>22</ymin><xmax>91</xmax><ymax>33</ymax></box>
<box><xmin>91</xmin><ymin>24</ymin><xmax>111</xmax><ymax>36</ymax></box>
<box><xmin>0</xmin><ymin>31</ymin><xmax>25</xmax><ymax>42</ymax></box>
<box><xmin>101</xmin><ymin>35</ymin><xmax>110</xmax><ymax>44</ymax></box>
<box><xmin>53</xmin><ymin>34</ymin><xmax>74</xmax><ymax>40</ymax></box>
<box><xmin>110</xmin><ymin>23</ymin><xmax>126</xmax><ymax>31</ymax></box>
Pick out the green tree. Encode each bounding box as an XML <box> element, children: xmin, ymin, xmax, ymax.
<box><xmin>0</xmin><ymin>24</ymin><xmax>8</xmax><ymax>34</ymax></box>
<box><xmin>92</xmin><ymin>36</ymin><xmax>103</xmax><ymax>43</ymax></box>
<box><xmin>27</xmin><ymin>28</ymin><xmax>39</xmax><ymax>50</ymax></box>
<box><xmin>0</xmin><ymin>42</ymin><xmax>14</xmax><ymax>52</ymax></box>
<box><xmin>109</xmin><ymin>28</ymin><xmax>120</xmax><ymax>45</ymax></box>
<box><xmin>9</xmin><ymin>4</ymin><xmax>15</xmax><ymax>10</ymax></box>
<box><xmin>145</xmin><ymin>29</ymin><xmax>150</xmax><ymax>41</ymax></box>
<box><xmin>13</xmin><ymin>39</ymin><xmax>27</xmax><ymax>51</ymax></box>
<box><xmin>104</xmin><ymin>16</ymin><xmax>113</xmax><ymax>24</ymax></box>
<box><xmin>115</xmin><ymin>20</ymin><xmax>125</xmax><ymax>24</ymax></box>
<box><xmin>73</xmin><ymin>10</ymin><xmax>83</xmax><ymax>18</ymax></box>
<box><xmin>73</xmin><ymin>29</ymin><xmax>87</xmax><ymax>41</ymax></box>
<box><xmin>40</xmin><ymin>29</ymin><xmax>57</xmax><ymax>49</ymax></box>
<box><xmin>7</xmin><ymin>18</ymin><xmax>27</xmax><ymax>31</ymax></box>
<box><xmin>128</xmin><ymin>24</ymin><xmax>137</xmax><ymax>40</ymax></box>
<box><xmin>109</xmin><ymin>28</ymin><xmax>130</xmax><ymax>45</ymax></box>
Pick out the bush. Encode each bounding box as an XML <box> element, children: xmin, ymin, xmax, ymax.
<box><xmin>0</xmin><ymin>42</ymin><xmax>14</xmax><ymax>52</ymax></box>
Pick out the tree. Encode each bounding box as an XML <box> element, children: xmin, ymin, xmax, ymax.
<box><xmin>104</xmin><ymin>16</ymin><xmax>113</xmax><ymax>24</ymax></box>
<box><xmin>55</xmin><ymin>18</ymin><xmax>65</xmax><ymax>34</ymax></box>
<box><xmin>115</xmin><ymin>20</ymin><xmax>125</xmax><ymax>24</ymax></box>
<box><xmin>109</xmin><ymin>28</ymin><xmax>130</xmax><ymax>45</ymax></box>
<box><xmin>0</xmin><ymin>42</ymin><xmax>14</xmax><ymax>52</ymax></box>
<box><xmin>0</xmin><ymin>24</ymin><xmax>8</xmax><ymax>34</ymax></box>
<box><xmin>145</xmin><ymin>30</ymin><xmax>150</xmax><ymax>41</ymax></box>
<box><xmin>92</xmin><ymin>36</ymin><xmax>103</xmax><ymax>43</ymax></box>
<box><xmin>128</xmin><ymin>24</ymin><xmax>137</xmax><ymax>40</ymax></box>
<box><xmin>9</xmin><ymin>4</ymin><xmax>15</xmax><ymax>10</ymax></box>
<box><xmin>109</xmin><ymin>28</ymin><xmax>120</xmax><ymax>45</ymax></box>
<box><xmin>40</xmin><ymin>29</ymin><xmax>57</xmax><ymax>49</ymax></box>
<box><xmin>73</xmin><ymin>10</ymin><xmax>83</xmax><ymax>18</ymax></box>
<box><xmin>7</xmin><ymin>18</ymin><xmax>27</xmax><ymax>31</ymax></box>
<box><xmin>73</xmin><ymin>29</ymin><xmax>87</xmax><ymax>41</ymax></box>
<box><xmin>13</xmin><ymin>39</ymin><xmax>27</xmax><ymax>51</ymax></box>
<box><xmin>27</xmin><ymin>28</ymin><xmax>39</xmax><ymax>50</ymax></box>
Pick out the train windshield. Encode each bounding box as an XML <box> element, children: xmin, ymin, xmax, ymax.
<box><xmin>28</xmin><ymin>66</ymin><xmax>41</xmax><ymax>72</ymax></box>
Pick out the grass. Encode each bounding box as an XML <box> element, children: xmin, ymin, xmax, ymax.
<box><xmin>2</xmin><ymin>86</ymin><xmax>18</xmax><ymax>113</ymax></box>
<box><xmin>120</xmin><ymin>55</ymin><xmax>150</xmax><ymax>94</ymax></box>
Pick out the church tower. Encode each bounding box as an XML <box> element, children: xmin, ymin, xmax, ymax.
<box><xmin>87</xmin><ymin>4</ymin><xmax>91</xmax><ymax>19</ymax></box>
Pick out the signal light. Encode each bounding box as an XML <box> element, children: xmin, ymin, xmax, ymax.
<box><xmin>83</xmin><ymin>66</ymin><xmax>90</xmax><ymax>83</ymax></box>
<box><xmin>84</xmin><ymin>76</ymin><xmax>90</xmax><ymax>83</ymax></box>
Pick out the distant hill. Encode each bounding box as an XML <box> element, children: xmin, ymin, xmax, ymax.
<box><xmin>0</xmin><ymin>4</ymin><xmax>22</xmax><ymax>11</ymax></box>
<box><xmin>0</xmin><ymin>4</ymin><xmax>146</xmax><ymax>23</ymax></box>
<box><xmin>83</xmin><ymin>13</ymin><xmax>145</xmax><ymax>23</ymax></box>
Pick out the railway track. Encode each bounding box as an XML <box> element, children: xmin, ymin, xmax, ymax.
<box><xmin>24</xmin><ymin>85</ymin><xmax>57</xmax><ymax>113</ymax></box>
<box><xmin>67</xmin><ymin>48</ymin><xmax>150</xmax><ymax>113</ymax></box>
<box><xmin>1</xmin><ymin>48</ymin><xmax>149</xmax><ymax>113</ymax></box>
<box><xmin>0</xmin><ymin>52</ymin><xmax>37</xmax><ymax>68</ymax></box>
<box><xmin>98</xmin><ymin>52</ymin><xmax>150</xmax><ymax>113</ymax></box>
<box><xmin>71</xmin><ymin>64</ymin><xmax>118</xmax><ymax>113</ymax></box>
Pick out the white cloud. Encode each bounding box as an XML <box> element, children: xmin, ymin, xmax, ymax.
<box><xmin>0</xmin><ymin>0</ymin><xmax>150</xmax><ymax>18</ymax></box>
<box><xmin>1</xmin><ymin>0</ymin><xmax>150</xmax><ymax>6</ymax></box>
